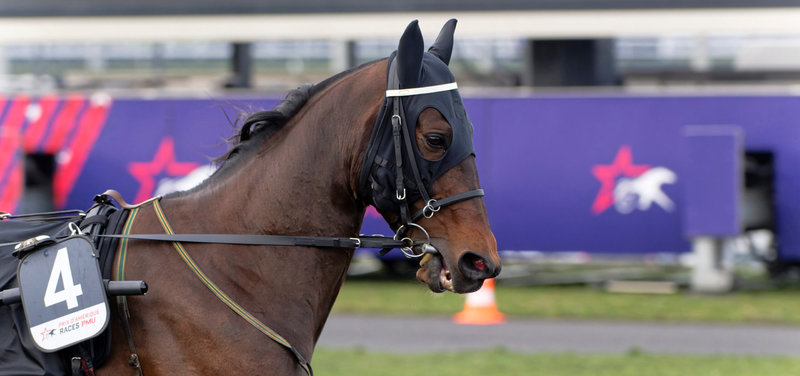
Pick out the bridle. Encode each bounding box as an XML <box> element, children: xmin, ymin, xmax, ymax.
<box><xmin>381</xmin><ymin>59</ymin><xmax>484</xmax><ymax>257</ymax></box>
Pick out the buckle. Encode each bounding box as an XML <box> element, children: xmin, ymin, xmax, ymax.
<box><xmin>12</xmin><ymin>235</ymin><xmax>54</xmax><ymax>258</ymax></box>
<box><xmin>393</xmin><ymin>223</ymin><xmax>431</xmax><ymax>258</ymax></box>
<box><xmin>422</xmin><ymin>199</ymin><xmax>440</xmax><ymax>219</ymax></box>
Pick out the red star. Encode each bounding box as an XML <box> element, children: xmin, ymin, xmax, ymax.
<box><xmin>128</xmin><ymin>137</ymin><xmax>198</xmax><ymax>204</ymax></box>
<box><xmin>591</xmin><ymin>145</ymin><xmax>650</xmax><ymax>214</ymax></box>
<box><xmin>40</xmin><ymin>327</ymin><xmax>50</xmax><ymax>342</ymax></box>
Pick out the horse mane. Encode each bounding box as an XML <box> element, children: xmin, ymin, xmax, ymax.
<box><xmin>215</xmin><ymin>60</ymin><xmax>382</xmax><ymax>166</ymax></box>
<box><xmin>213</xmin><ymin>84</ymin><xmax>312</xmax><ymax>165</ymax></box>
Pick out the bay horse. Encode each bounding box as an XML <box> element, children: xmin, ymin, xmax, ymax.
<box><xmin>101</xmin><ymin>19</ymin><xmax>500</xmax><ymax>375</ymax></box>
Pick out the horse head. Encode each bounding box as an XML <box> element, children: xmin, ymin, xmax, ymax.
<box><xmin>362</xmin><ymin>19</ymin><xmax>501</xmax><ymax>293</ymax></box>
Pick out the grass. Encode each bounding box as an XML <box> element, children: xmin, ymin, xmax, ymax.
<box><xmin>313</xmin><ymin>347</ymin><xmax>800</xmax><ymax>376</ymax></box>
<box><xmin>332</xmin><ymin>279</ymin><xmax>800</xmax><ymax>325</ymax></box>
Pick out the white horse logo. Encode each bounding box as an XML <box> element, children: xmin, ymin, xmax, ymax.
<box><xmin>613</xmin><ymin>167</ymin><xmax>677</xmax><ymax>214</ymax></box>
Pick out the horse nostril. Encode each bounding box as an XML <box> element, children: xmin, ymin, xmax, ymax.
<box><xmin>458</xmin><ymin>251</ymin><xmax>495</xmax><ymax>280</ymax></box>
<box><xmin>472</xmin><ymin>257</ymin><xmax>486</xmax><ymax>271</ymax></box>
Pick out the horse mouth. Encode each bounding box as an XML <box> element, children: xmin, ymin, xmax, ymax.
<box><xmin>417</xmin><ymin>252</ymin><xmax>453</xmax><ymax>293</ymax></box>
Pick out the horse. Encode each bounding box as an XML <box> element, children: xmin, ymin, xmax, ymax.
<box><xmin>100</xmin><ymin>19</ymin><xmax>500</xmax><ymax>375</ymax></box>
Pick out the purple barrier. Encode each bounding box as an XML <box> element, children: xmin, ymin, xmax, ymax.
<box><xmin>69</xmin><ymin>97</ymin><xmax>275</xmax><ymax>208</ymax></box>
<box><xmin>472</xmin><ymin>96</ymin><xmax>800</xmax><ymax>261</ymax></box>
<box><xmin>4</xmin><ymin>94</ymin><xmax>800</xmax><ymax>261</ymax></box>
<box><xmin>682</xmin><ymin>126</ymin><xmax>743</xmax><ymax>237</ymax></box>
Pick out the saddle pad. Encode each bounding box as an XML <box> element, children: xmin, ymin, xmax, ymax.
<box><xmin>0</xmin><ymin>205</ymin><xmax>127</xmax><ymax>375</ymax></box>
<box><xmin>17</xmin><ymin>236</ymin><xmax>110</xmax><ymax>353</ymax></box>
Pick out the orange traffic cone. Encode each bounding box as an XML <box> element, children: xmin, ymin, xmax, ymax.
<box><xmin>453</xmin><ymin>278</ymin><xmax>506</xmax><ymax>325</ymax></box>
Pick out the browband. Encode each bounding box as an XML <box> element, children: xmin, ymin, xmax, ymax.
<box><xmin>385</xmin><ymin>82</ymin><xmax>458</xmax><ymax>97</ymax></box>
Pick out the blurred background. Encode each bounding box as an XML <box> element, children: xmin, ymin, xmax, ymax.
<box><xmin>3</xmin><ymin>1</ymin><xmax>800</xmax><ymax>374</ymax></box>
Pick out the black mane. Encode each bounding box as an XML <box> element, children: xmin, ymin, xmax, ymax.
<box><xmin>213</xmin><ymin>83</ymin><xmax>313</xmax><ymax>165</ymax></box>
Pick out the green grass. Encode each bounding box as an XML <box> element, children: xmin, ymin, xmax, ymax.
<box><xmin>313</xmin><ymin>348</ymin><xmax>800</xmax><ymax>376</ymax></box>
<box><xmin>333</xmin><ymin>280</ymin><xmax>800</xmax><ymax>325</ymax></box>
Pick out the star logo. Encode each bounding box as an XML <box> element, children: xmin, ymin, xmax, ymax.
<box><xmin>128</xmin><ymin>137</ymin><xmax>199</xmax><ymax>204</ymax></box>
<box><xmin>591</xmin><ymin>145</ymin><xmax>650</xmax><ymax>215</ymax></box>
<box><xmin>40</xmin><ymin>327</ymin><xmax>51</xmax><ymax>342</ymax></box>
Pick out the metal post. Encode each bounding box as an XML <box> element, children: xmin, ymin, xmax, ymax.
<box><xmin>226</xmin><ymin>42</ymin><xmax>252</xmax><ymax>89</ymax></box>
<box><xmin>522</xmin><ymin>38</ymin><xmax>618</xmax><ymax>87</ymax></box>
<box><xmin>330</xmin><ymin>40</ymin><xmax>356</xmax><ymax>73</ymax></box>
<box><xmin>0</xmin><ymin>45</ymin><xmax>8</xmax><ymax>76</ymax></box>
<box><xmin>86</xmin><ymin>45</ymin><xmax>105</xmax><ymax>72</ymax></box>
<box><xmin>690</xmin><ymin>236</ymin><xmax>734</xmax><ymax>293</ymax></box>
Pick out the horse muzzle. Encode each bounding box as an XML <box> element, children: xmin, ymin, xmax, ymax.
<box><xmin>416</xmin><ymin>245</ymin><xmax>500</xmax><ymax>294</ymax></box>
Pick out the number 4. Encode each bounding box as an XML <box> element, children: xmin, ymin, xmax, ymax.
<box><xmin>44</xmin><ymin>247</ymin><xmax>83</xmax><ymax>309</ymax></box>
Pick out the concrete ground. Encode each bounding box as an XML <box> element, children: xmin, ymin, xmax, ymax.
<box><xmin>318</xmin><ymin>314</ymin><xmax>800</xmax><ymax>357</ymax></box>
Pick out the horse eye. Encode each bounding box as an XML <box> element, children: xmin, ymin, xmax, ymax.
<box><xmin>425</xmin><ymin>134</ymin><xmax>448</xmax><ymax>150</ymax></box>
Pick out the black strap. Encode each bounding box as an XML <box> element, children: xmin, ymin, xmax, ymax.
<box><xmin>391</xmin><ymin>101</ymin><xmax>410</xmax><ymax>225</ymax></box>
<box><xmin>398</xmin><ymin>98</ymin><xmax>432</xmax><ymax>206</ymax></box>
<box><xmin>411</xmin><ymin>189</ymin><xmax>485</xmax><ymax>223</ymax></box>
<box><xmin>117</xmin><ymin>298</ymin><xmax>143</xmax><ymax>376</ymax></box>
<box><xmin>99</xmin><ymin>233</ymin><xmax>406</xmax><ymax>250</ymax></box>
<box><xmin>388</xmin><ymin>60</ymin><xmax>411</xmax><ymax>227</ymax></box>
<box><xmin>0</xmin><ymin>209</ymin><xmax>84</xmax><ymax>221</ymax></box>
<box><xmin>80</xmin><ymin>214</ymin><xmax>109</xmax><ymax>228</ymax></box>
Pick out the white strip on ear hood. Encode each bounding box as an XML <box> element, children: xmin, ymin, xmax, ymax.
<box><xmin>385</xmin><ymin>82</ymin><xmax>458</xmax><ymax>97</ymax></box>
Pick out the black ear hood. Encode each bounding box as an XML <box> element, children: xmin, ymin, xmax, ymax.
<box><xmin>359</xmin><ymin>19</ymin><xmax>476</xmax><ymax>219</ymax></box>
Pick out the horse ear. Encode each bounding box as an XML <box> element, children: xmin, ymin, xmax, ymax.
<box><xmin>397</xmin><ymin>20</ymin><xmax>424</xmax><ymax>88</ymax></box>
<box><xmin>428</xmin><ymin>18</ymin><xmax>457</xmax><ymax>65</ymax></box>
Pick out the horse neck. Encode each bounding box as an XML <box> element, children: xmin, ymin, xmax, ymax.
<box><xmin>178</xmin><ymin>66</ymin><xmax>382</xmax><ymax>234</ymax></box>
<box><xmin>153</xmin><ymin>62</ymin><xmax>384</xmax><ymax>353</ymax></box>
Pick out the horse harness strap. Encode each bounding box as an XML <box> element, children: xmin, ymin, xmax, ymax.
<box><xmin>410</xmin><ymin>188</ymin><xmax>484</xmax><ymax>223</ymax></box>
<box><xmin>103</xmin><ymin>233</ymin><xmax>405</xmax><ymax>249</ymax></box>
<box><xmin>115</xmin><ymin>200</ymin><xmax>314</xmax><ymax>376</ymax></box>
<box><xmin>101</xmin><ymin>188</ymin><xmax>482</xmax><ymax>249</ymax></box>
